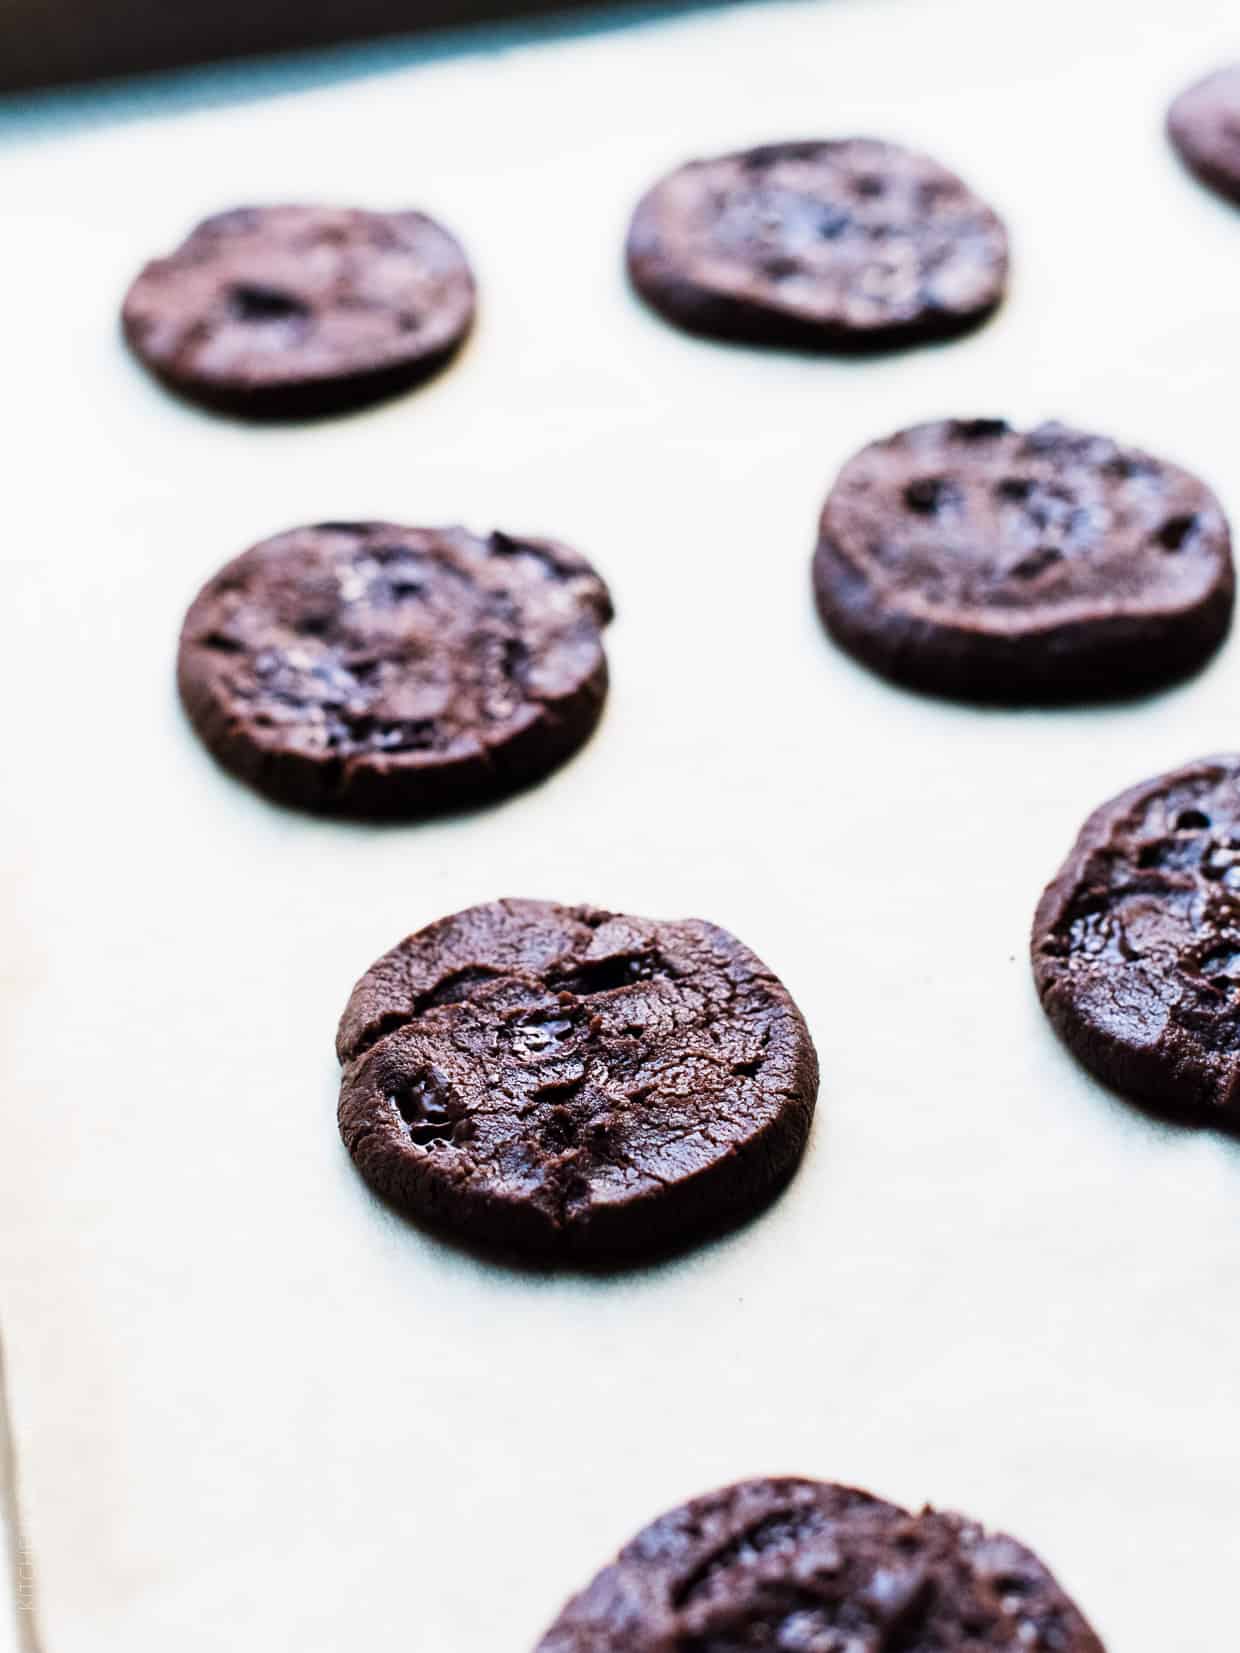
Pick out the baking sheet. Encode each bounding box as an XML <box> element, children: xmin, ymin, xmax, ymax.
<box><xmin>3</xmin><ymin>1</ymin><xmax>1240</xmax><ymax>1647</ymax></box>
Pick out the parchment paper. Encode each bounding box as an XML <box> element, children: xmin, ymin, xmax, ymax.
<box><xmin>3</xmin><ymin>2</ymin><xmax>1240</xmax><ymax>1647</ymax></box>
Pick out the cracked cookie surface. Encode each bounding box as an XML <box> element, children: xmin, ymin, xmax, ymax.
<box><xmin>122</xmin><ymin>205</ymin><xmax>475</xmax><ymax>417</ymax></box>
<box><xmin>1034</xmin><ymin>755</ymin><xmax>1240</xmax><ymax>1125</ymax></box>
<box><xmin>534</xmin><ymin>1476</ymin><xmax>1104</xmax><ymax>1652</ymax></box>
<box><xmin>813</xmin><ymin>419</ymin><xmax>1233</xmax><ymax>702</ymax></box>
<box><xmin>1168</xmin><ymin>65</ymin><xmax>1240</xmax><ymax>206</ymax></box>
<box><xmin>178</xmin><ymin>523</ymin><xmax>612</xmax><ymax>817</ymax></box>
<box><xmin>626</xmin><ymin>139</ymin><xmax>1008</xmax><ymax>351</ymax></box>
<box><xmin>336</xmin><ymin>900</ymin><xmax>818</xmax><ymax>1258</ymax></box>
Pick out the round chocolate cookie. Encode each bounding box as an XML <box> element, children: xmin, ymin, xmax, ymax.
<box><xmin>534</xmin><ymin>1476</ymin><xmax>1103</xmax><ymax>1652</ymax></box>
<box><xmin>178</xmin><ymin>523</ymin><xmax>612</xmax><ymax>817</ymax></box>
<box><xmin>1167</xmin><ymin>65</ymin><xmax>1240</xmax><ymax>206</ymax></box>
<box><xmin>122</xmin><ymin>205</ymin><xmax>475</xmax><ymax>417</ymax></box>
<box><xmin>336</xmin><ymin>900</ymin><xmax>818</xmax><ymax>1258</ymax></box>
<box><xmin>813</xmin><ymin>418</ymin><xmax>1234</xmax><ymax>702</ymax></box>
<box><xmin>1033</xmin><ymin>755</ymin><xmax>1240</xmax><ymax>1126</ymax></box>
<box><xmin>625</xmin><ymin>139</ymin><xmax>1009</xmax><ymax>351</ymax></box>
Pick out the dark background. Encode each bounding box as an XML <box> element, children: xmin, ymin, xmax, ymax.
<box><xmin>1</xmin><ymin>0</ymin><xmax>594</xmax><ymax>92</ymax></box>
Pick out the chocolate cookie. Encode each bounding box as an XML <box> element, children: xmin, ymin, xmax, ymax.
<box><xmin>178</xmin><ymin>523</ymin><xmax>612</xmax><ymax>817</ymax></box>
<box><xmin>1033</xmin><ymin>755</ymin><xmax>1240</xmax><ymax>1126</ymax></box>
<box><xmin>1167</xmin><ymin>65</ymin><xmax>1240</xmax><ymax>206</ymax></box>
<box><xmin>122</xmin><ymin>205</ymin><xmax>475</xmax><ymax>417</ymax></box>
<box><xmin>813</xmin><ymin>418</ymin><xmax>1234</xmax><ymax>702</ymax></box>
<box><xmin>625</xmin><ymin>139</ymin><xmax>1009</xmax><ymax>351</ymax></box>
<box><xmin>534</xmin><ymin>1476</ymin><xmax>1104</xmax><ymax>1652</ymax></box>
<box><xmin>336</xmin><ymin>900</ymin><xmax>818</xmax><ymax>1258</ymax></box>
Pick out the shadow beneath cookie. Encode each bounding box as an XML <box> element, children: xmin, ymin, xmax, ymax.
<box><xmin>627</xmin><ymin>280</ymin><xmax>1006</xmax><ymax>359</ymax></box>
<box><xmin>1073</xmin><ymin>1067</ymin><xmax>1240</xmax><ymax>1147</ymax></box>
<box><xmin>347</xmin><ymin>1139</ymin><xmax>807</xmax><ymax>1280</ymax></box>
<box><xmin>124</xmin><ymin>326</ymin><xmax>474</xmax><ymax>429</ymax></box>
<box><xmin>176</xmin><ymin>687</ymin><xmax>612</xmax><ymax>832</ymax></box>
<box><xmin>1036</xmin><ymin>1010</ymin><xmax>1240</xmax><ymax>1148</ymax></box>
<box><xmin>812</xmin><ymin>609</ymin><xmax>1232</xmax><ymax>714</ymax></box>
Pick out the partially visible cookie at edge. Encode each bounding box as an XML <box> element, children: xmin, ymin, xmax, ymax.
<box><xmin>336</xmin><ymin>899</ymin><xmax>819</xmax><ymax>1259</ymax></box>
<box><xmin>626</xmin><ymin>138</ymin><xmax>1009</xmax><ymax>351</ymax></box>
<box><xmin>177</xmin><ymin>523</ymin><xmax>612</xmax><ymax>817</ymax></box>
<box><xmin>122</xmin><ymin>204</ymin><xmax>475</xmax><ymax>418</ymax></box>
<box><xmin>1167</xmin><ymin>65</ymin><xmax>1240</xmax><ymax>206</ymax></box>
<box><xmin>813</xmin><ymin>418</ymin><xmax>1234</xmax><ymax>702</ymax></box>
<box><xmin>534</xmin><ymin>1476</ymin><xmax>1105</xmax><ymax>1652</ymax></box>
<box><xmin>1033</xmin><ymin>755</ymin><xmax>1240</xmax><ymax>1126</ymax></box>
